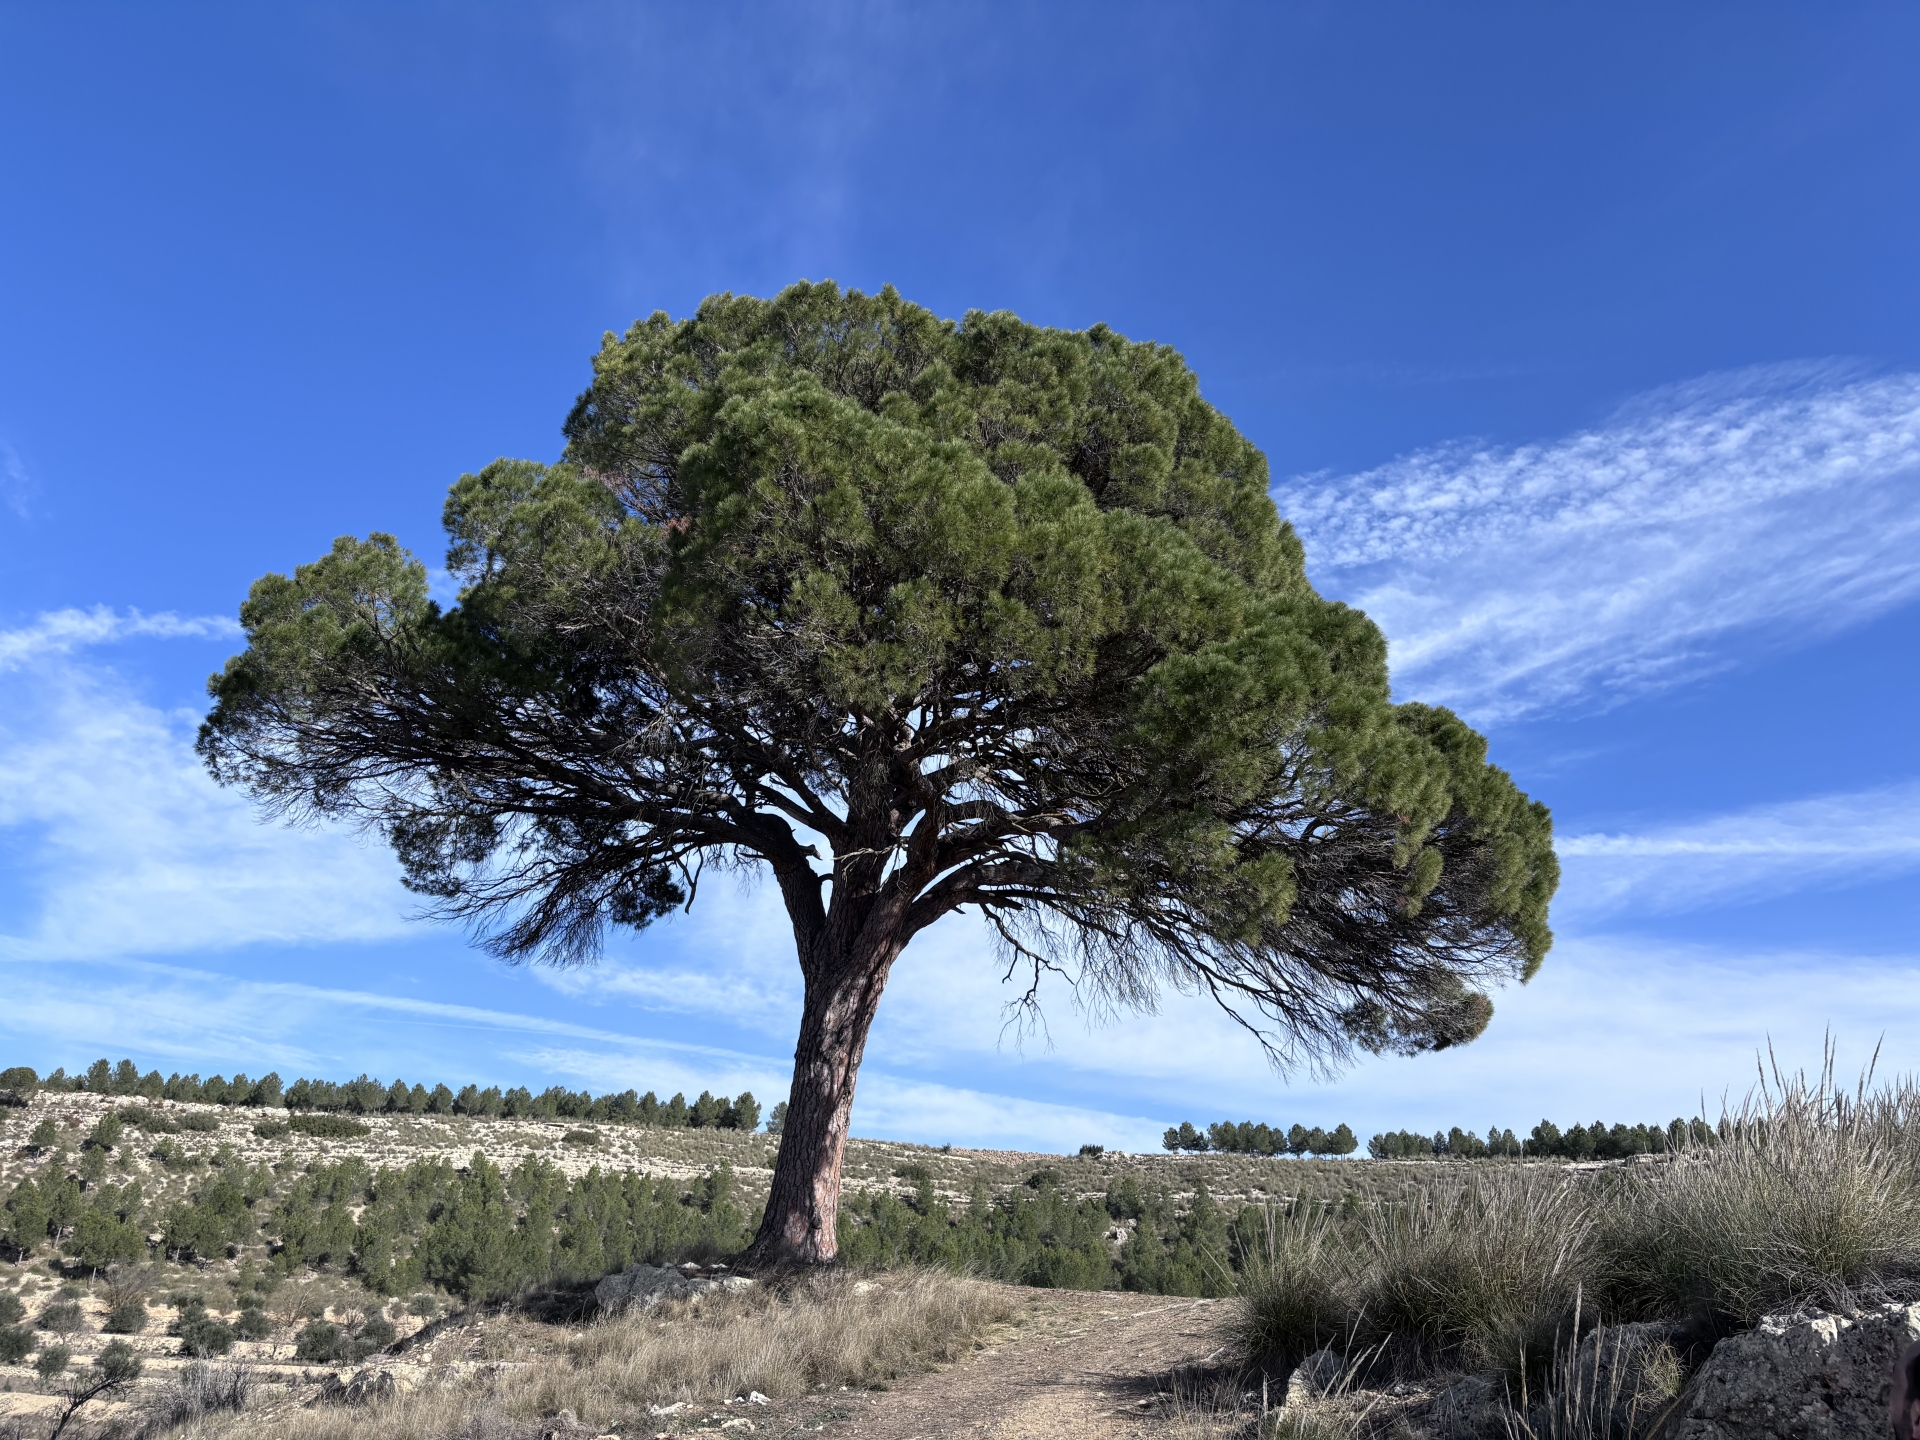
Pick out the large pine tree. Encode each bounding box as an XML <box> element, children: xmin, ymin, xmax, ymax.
<box><xmin>200</xmin><ymin>282</ymin><xmax>1558</xmax><ymax>1264</ymax></box>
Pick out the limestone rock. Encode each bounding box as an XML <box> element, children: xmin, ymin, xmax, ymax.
<box><xmin>1571</xmin><ymin>1320</ymin><xmax>1684</xmax><ymax>1435</ymax></box>
<box><xmin>1285</xmin><ymin>1348</ymin><xmax>1344</xmax><ymax>1408</ymax></box>
<box><xmin>315</xmin><ymin>1366</ymin><xmax>412</xmax><ymax>1406</ymax></box>
<box><xmin>1429</xmin><ymin>1375</ymin><xmax>1505</xmax><ymax>1439</ymax></box>
<box><xmin>1674</xmin><ymin>1302</ymin><xmax>1920</xmax><ymax>1440</ymax></box>
<box><xmin>594</xmin><ymin>1264</ymin><xmax>755</xmax><ymax>1313</ymax></box>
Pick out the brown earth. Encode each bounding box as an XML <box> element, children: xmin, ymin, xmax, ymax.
<box><xmin>766</xmin><ymin>1289</ymin><xmax>1244</xmax><ymax>1440</ymax></box>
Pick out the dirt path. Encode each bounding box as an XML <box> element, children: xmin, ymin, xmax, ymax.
<box><xmin>797</xmin><ymin>1289</ymin><xmax>1238</xmax><ymax>1440</ymax></box>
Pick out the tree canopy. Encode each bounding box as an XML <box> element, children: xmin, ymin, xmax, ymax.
<box><xmin>201</xmin><ymin>281</ymin><xmax>1557</xmax><ymax>1260</ymax></box>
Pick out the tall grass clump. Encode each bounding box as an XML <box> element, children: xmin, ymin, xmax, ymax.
<box><xmin>1501</xmin><ymin>1292</ymin><xmax>1683</xmax><ymax>1440</ymax></box>
<box><xmin>1232</xmin><ymin>1205</ymin><xmax>1360</xmax><ymax>1368</ymax></box>
<box><xmin>1355</xmin><ymin>1171</ymin><xmax>1595</xmax><ymax>1378</ymax></box>
<box><xmin>1597</xmin><ymin>1051</ymin><xmax>1920</xmax><ymax>1326</ymax></box>
<box><xmin>530</xmin><ymin>1266</ymin><xmax>1010</xmax><ymax>1421</ymax></box>
<box><xmin>1238</xmin><ymin>1171</ymin><xmax>1596</xmax><ymax>1379</ymax></box>
<box><xmin>1237</xmin><ymin>1049</ymin><xmax>1920</xmax><ymax>1388</ymax></box>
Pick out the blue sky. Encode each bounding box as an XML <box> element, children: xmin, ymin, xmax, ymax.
<box><xmin>2</xmin><ymin>4</ymin><xmax>1918</xmax><ymax>1151</ymax></box>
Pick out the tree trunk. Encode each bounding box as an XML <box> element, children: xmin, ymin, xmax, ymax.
<box><xmin>742</xmin><ymin>943</ymin><xmax>895</xmax><ymax>1266</ymax></box>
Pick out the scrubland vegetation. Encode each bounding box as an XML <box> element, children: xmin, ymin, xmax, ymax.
<box><xmin>3</xmin><ymin>1056</ymin><xmax>1911</xmax><ymax>1438</ymax></box>
<box><xmin>1237</xmin><ymin>1059</ymin><xmax>1920</xmax><ymax>1397</ymax></box>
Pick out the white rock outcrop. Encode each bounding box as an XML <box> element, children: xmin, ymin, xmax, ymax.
<box><xmin>1285</xmin><ymin>1348</ymin><xmax>1345</xmax><ymax>1408</ymax></box>
<box><xmin>1674</xmin><ymin>1302</ymin><xmax>1920</xmax><ymax>1440</ymax></box>
<box><xmin>314</xmin><ymin>1366</ymin><xmax>416</xmax><ymax>1405</ymax></box>
<box><xmin>593</xmin><ymin>1263</ymin><xmax>755</xmax><ymax>1313</ymax></box>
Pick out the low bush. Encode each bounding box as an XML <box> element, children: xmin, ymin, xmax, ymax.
<box><xmin>288</xmin><ymin>1113</ymin><xmax>370</xmax><ymax>1139</ymax></box>
<box><xmin>103</xmin><ymin>1299</ymin><xmax>148</xmax><ymax>1334</ymax></box>
<box><xmin>0</xmin><ymin>1325</ymin><xmax>31</xmax><ymax>1362</ymax></box>
<box><xmin>0</xmin><ymin>1294</ymin><xmax>20</xmax><ymax>1325</ymax></box>
<box><xmin>176</xmin><ymin>1111</ymin><xmax>223</xmax><ymax>1133</ymax></box>
<box><xmin>562</xmin><ymin>1128</ymin><xmax>601</xmax><ymax>1147</ymax></box>
<box><xmin>118</xmin><ymin>1105</ymin><xmax>178</xmax><ymax>1133</ymax></box>
<box><xmin>293</xmin><ymin>1315</ymin><xmax>394</xmax><ymax>1364</ymax></box>
<box><xmin>1597</xmin><ymin>1073</ymin><xmax>1920</xmax><ymax>1325</ymax></box>
<box><xmin>36</xmin><ymin>1299</ymin><xmax>83</xmax><ymax>1334</ymax></box>
<box><xmin>252</xmin><ymin>1119</ymin><xmax>290</xmax><ymax>1139</ymax></box>
<box><xmin>234</xmin><ymin>1306</ymin><xmax>272</xmax><ymax>1341</ymax></box>
<box><xmin>34</xmin><ymin>1341</ymin><xmax>70</xmax><ymax>1379</ymax></box>
<box><xmin>171</xmin><ymin>1300</ymin><xmax>237</xmax><ymax>1358</ymax></box>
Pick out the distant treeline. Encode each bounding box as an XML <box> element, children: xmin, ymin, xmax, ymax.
<box><xmin>1162</xmin><ymin>1120</ymin><xmax>1360</xmax><ymax>1157</ymax></box>
<box><xmin>1369</xmin><ymin>1117</ymin><xmax>1722</xmax><ymax>1160</ymax></box>
<box><xmin>0</xmin><ymin>1059</ymin><xmax>769</xmax><ymax>1134</ymax></box>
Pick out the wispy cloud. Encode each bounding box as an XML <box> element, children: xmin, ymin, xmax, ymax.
<box><xmin>1277</xmin><ymin>366</ymin><xmax>1920</xmax><ymax>720</ymax></box>
<box><xmin>0</xmin><ymin>436</ymin><xmax>32</xmax><ymax>518</ymax></box>
<box><xmin>1558</xmin><ymin>780</ymin><xmax>1920</xmax><ymax>917</ymax></box>
<box><xmin>0</xmin><ymin>638</ymin><xmax>409</xmax><ymax>960</ymax></box>
<box><xmin>0</xmin><ymin>607</ymin><xmax>238</xmax><ymax>671</ymax></box>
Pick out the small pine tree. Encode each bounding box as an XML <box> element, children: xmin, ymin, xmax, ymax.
<box><xmin>727</xmin><ymin>1092</ymin><xmax>762</xmax><ymax>1132</ymax></box>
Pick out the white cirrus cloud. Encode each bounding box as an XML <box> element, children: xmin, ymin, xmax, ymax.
<box><xmin>1276</xmin><ymin>365</ymin><xmax>1920</xmax><ymax>721</ymax></box>
<box><xmin>0</xmin><ymin>436</ymin><xmax>32</xmax><ymax>518</ymax></box>
<box><xmin>0</xmin><ymin>606</ymin><xmax>238</xmax><ymax>671</ymax></box>
<box><xmin>0</xmin><ymin>629</ymin><xmax>411</xmax><ymax>960</ymax></box>
<box><xmin>1557</xmin><ymin>780</ymin><xmax>1920</xmax><ymax>917</ymax></box>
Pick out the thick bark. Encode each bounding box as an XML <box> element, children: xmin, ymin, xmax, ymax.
<box><xmin>742</xmin><ymin>940</ymin><xmax>898</xmax><ymax>1266</ymax></box>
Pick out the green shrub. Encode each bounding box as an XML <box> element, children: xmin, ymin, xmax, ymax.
<box><xmin>294</xmin><ymin>1317</ymin><xmax>390</xmax><ymax>1363</ymax></box>
<box><xmin>234</xmin><ymin>1307</ymin><xmax>272</xmax><ymax>1341</ymax></box>
<box><xmin>117</xmin><ymin>1106</ymin><xmax>178</xmax><ymax>1133</ymax></box>
<box><xmin>1355</xmin><ymin>1173</ymin><xmax>1593</xmax><ymax>1376</ymax></box>
<box><xmin>36</xmin><ymin>1299</ymin><xmax>83</xmax><ymax>1334</ymax></box>
<box><xmin>103</xmin><ymin>1299</ymin><xmax>148</xmax><ymax>1334</ymax></box>
<box><xmin>175</xmin><ymin>1111</ymin><xmax>222</xmax><ymax>1133</ymax></box>
<box><xmin>34</xmin><ymin>1341</ymin><xmax>70</xmax><ymax>1379</ymax></box>
<box><xmin>87</xmin><ymin>1112</ymin><xmax>125</xmax><ymax>1150</ymax></box>
<box><xmin>562</xmin><ymin>1128</ymin><xmax>601</xmax><ymax>1147</ymax></box>
<box><xmin>0</xmin><ymin>1293</ymin><xmax>21</xmax><ymax>1326</ymax></box>
<box><xmin>0</xmin><ymin>1326</ymin><xmax>31</xmax><ymax>1362</ymax></box>
<box><xmin>27</xmin><ymin>1118</ymin><xmax>58</xmax><ymax>1150</ymax></box>
<box><xmin>174</xmin><ymin>1313</ymin><xmax>235</xmax><ymax>1358</ymax></box>
<box><xmin>252</xmin><ymin>1119</ymin><xmax>290</xmax><ymax>1139</ymax></box>
<box><xmin>293</xmin><ymin>1319</ymin><xmax>340</xmax><ymax>1362</ymax></box>
<box><xmin>289</xmin><ymin>1113</ymin><xmax>369</xmax><ymax>1139</ymax></box>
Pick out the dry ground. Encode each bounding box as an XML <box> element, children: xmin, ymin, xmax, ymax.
<box><xmin>0</xmin><ymin>1276</ymin><xmax>1252</xmax><ymax>1440</ymax></box>
<box><xmin>807</xmin><ymin>1288</ymin><xmax>1245</xmax><ymax>1440</ymax></box>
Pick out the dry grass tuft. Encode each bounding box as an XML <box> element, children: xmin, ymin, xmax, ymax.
<box><xmin>141</xmin><ymin>1267</ymin><xmax>1009</xmax><ymax>1439</ymax></box>
<box><xmin>553</xmin><ymin>1265</ymin><xmax>1009</xmax><ymax>1408</ymax></box>
<box><xmin>1236</xmin><ymin>1054</ymin><xmax>1920</xmax><ymax>1393</ymax></box>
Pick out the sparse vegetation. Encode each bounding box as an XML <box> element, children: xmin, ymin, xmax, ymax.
<box><xmin>1236</xmin><ymin>1059</ymin><xmax>1920</xmax><ymax>1394</ymax></box>
<box><xmin>0</xmin><ymin>1052</ymin><xmax>1911</xmax><ymax>1440</ymax></box>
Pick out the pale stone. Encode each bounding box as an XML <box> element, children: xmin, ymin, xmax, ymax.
<box><xmin>1429</xmin><ymin>1374</ymin><xmax>1505</xmax><ymax>1439</ymax></box>
<box><xmin>1674</xmin><ymin>1302</ymin><xmax>1920</xmax><ymax>1440</ymax></box>
<box><xmin>1284</xmin><ymin>1348</ymin><xmax>1343</xmax><ymax>1408</ymax></box>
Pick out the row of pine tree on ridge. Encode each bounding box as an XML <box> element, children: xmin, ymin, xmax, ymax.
<box><xmin>0</xmin><ymin>1060</ymin><xmax>773</xmax><ymax>1134</ymax></box>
